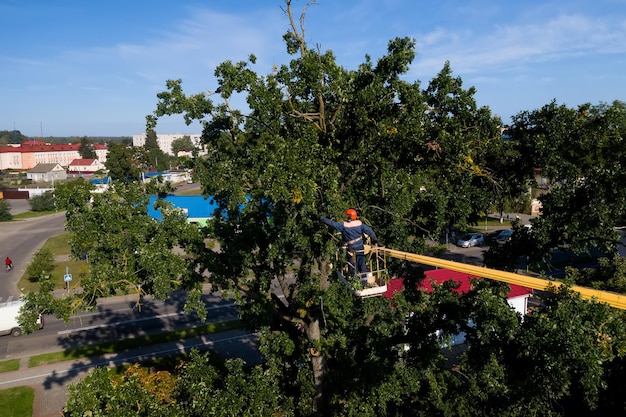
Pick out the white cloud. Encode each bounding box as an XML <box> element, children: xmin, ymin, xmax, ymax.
<box><xmin>410</xmin><ymin>14</ymin><xmax>626</xmax><ymax>78</ymax></box>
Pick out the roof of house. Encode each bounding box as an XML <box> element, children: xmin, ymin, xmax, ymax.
<box><xmin>148</xmin><ymin>195</ymin><xmax>218</xmax><ymax>220</ymax></box>
<box><xmin>0</xmin><ymin>141</ymin><xmax>107</xmax><ymax>154</ymax></box>
<box><xmin>27</xmin><ymin>163</ymin><xmax>64</xmax><ymax>173</ymax></box>
<box><xmin>384</xmin><ymin>268</ymin><xmax>532</xmax><ymax>300</ymax></box>
<box><xmin>69</xmin><ymin>158</ymin><xmax>98</xmax><ymax>166</ymax></box>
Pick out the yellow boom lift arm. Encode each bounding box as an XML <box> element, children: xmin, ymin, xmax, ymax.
<box><xmin>366</xmin><ymin>246</ymin><xmax>626</xmax><ymax>311</ymax></box>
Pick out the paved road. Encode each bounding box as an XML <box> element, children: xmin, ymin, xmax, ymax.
<box><xmin>0</xmin><ymin>211</ymin><xmax>66</xmax><ymax>300</ymax></box>
<box><xmin>0</xmin><ymin>290</ymin><xmax>240</xmax><ymax>361</ymax></box>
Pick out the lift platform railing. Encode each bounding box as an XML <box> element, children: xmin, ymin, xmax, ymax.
<box><xmin>371</xmin><ymin>246</ymin><xmax>626</xmax><ymax>311</ymax></box>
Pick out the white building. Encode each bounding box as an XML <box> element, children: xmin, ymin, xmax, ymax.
<box><xmin>132</xmin><ymin>133</ymin><xmax>203</xmax><ymax>156</ymax></box>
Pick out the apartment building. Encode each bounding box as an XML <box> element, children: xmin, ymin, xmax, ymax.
<box><xmin>132</xmin><ymin>133</ymin><xmax>203</xmax><ymax>156</ymax></box>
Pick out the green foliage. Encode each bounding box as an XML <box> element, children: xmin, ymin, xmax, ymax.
<box><xmin>145</xmin><ymin>175</ymin><xmax>176</xmax><ymax>198</ymax></box>
<box><xmin>104</xmin><ymin>143</ymin><xmax>144</xmax><ymax>182</ymax></box>
<box><xmin>51</xmin><ymin>180</ymin><xmax>205</xmax><ymax>317</ymax></box>
<box><xmin>26</xmin><ymin>247</ymin><xmax>54</xmax><ymax>282</ymax></box>
<box><xmin>64</xmin><ymin>350</ymin><xmax>294</xmax><ymax>417</ymax></box>
<box><xmin>28</xmin><ymin>190</ymin><xmax>56</xmax><ymax>211</ymax></box>
<box><xmin>143</xmin><ymin>130</ymin><xmax>171</xmax><ymax>171</ymax></box>
<box><xmin>489</xmin><ymin>100</ymin><xmax>626</xmax><ymax>272</ymax></box>
<box><xmin>0</xmin><ymin>199</ymin><xmax>12</xmax><ymax>221</ymax></box>
<box><xmin>65</xmin><ymin>366</ymin><xmax>183</xmax><ymax>417</ymax></box>
<box><xmin>0</xmin><ymin>129</ymin><xmax>28</xmax><ymax>145</ymax></box>
<box><xmin>144</xmin><ymin>129</ymin><xmax>160</xmax><ymax>151</ymax></box>
<box><xmin>18</xmin><ymin>274</ymin><xmax>64</xmax><ymax>333</ymax></box>
<box><xmin>500</xmin><ymin>286</ymin><xmax>626</xmax><ymax>414</ymax></box>
<box><xmin>143</xmin><ymin>2</ymin><xmax>508</xmax><ymax>413</ymax></box>
<box><xmin>78</xmin><ymin>136</ymin><xmax>97</xmax><ymax>158</ymax></box>
<box><xmin>59</xmin><ymin>2</ymin><xmax>626</xmax><ymax>416</ymax></box>
<box><xmin>170</xmin><ymin>135</ymin><xmax>194</xmax><ymax>155</ymax></box>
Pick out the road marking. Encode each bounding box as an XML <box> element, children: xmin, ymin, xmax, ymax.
<box><xmin>0</xmin><ymin>296</ymin><xmax>15</xmax><ymax>304</ymax></box>
<box><xmin>57</xmin><ymin>303</ymin><xmax>237</xmax><ymax>335</ymax></box>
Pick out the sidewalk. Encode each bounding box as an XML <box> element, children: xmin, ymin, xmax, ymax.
<box><xmin>0</xmin><ymin>329</ymin><xmax>261</xmax><ymax>417</ymax></box>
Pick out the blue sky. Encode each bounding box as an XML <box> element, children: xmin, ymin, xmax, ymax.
<box><xmin>2</xmin><ymin>0</ymin><xmax>625</xmax><ymax>137</ymax></box>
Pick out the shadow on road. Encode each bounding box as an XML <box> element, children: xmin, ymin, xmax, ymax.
<box><xmin>39</xmin><ymin>289</ymin><xmax>260</xmax><ymax>391</ymax></box>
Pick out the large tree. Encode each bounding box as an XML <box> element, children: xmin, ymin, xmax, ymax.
<box><xmin>144</xmin><ymin>129</ymin><xmax>170</xmax><ymax>171</ymax></box>
<box><xmin>60</xmin><ymin>2</ymin><xmax>626</xmax><ymax>416</ymax></box>
<box><xmin>49</xmin><ymin>180</ymin><xmax>206</xmax><ymax>318</ymax></box>
<box><xmin>142</xmin><ymin>1</ymin><xmax>519</xmax><ymax>414</ymax></box>
<box><xmin>485</xmin><ymin>100</ymin><xmax>626</xmax><ymax>275</ymax></box>
<box><xmin>104</xmin><ymin>143</ymin><xmax>145</xmax><ymax>182</ymax></box>
<box><xmin>170</xmin><ymin>135</ymin><xmax>195</xmax><ymax>155</ymax></box>
<box><xmin>78</xmin><ymin>136</ymin><xmax>97</xmax><ymax>159</ymax></box>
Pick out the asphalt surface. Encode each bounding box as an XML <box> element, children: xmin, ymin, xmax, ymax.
<box><xmin>0</xmin><ymin>211</ymin><xmax>66</xmax><ymax>301</ymax></box>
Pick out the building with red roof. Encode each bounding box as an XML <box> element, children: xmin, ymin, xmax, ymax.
<box><xmin>0</xmin><ymin>141</ymin><xmax>108</xmax><ymax>171</ymax></box>
<box><xmin>384</xmin><ymin>268</ymin><xmax>532</xmax><ymax>316</ymax></box>
<box><xmin>384</xmin><ymin>269</ymin><xmax>532</xmax><ymax>347</ymax></box>
<box><xmin>68</xmin><ymin>158</ymin><xmax>106</xmax><ymax>174</ymax></box>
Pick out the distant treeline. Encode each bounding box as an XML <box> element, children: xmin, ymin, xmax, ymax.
<box><xmin>0</xmin><ymin>130</ymin><xmax>131</xmax><ymax>146</ymax></box>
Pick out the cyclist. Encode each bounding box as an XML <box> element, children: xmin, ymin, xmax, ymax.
<box><xmin>5</xmin><ymin>256</ymin><xmax>13</xmax><ymax>272</ymax></box>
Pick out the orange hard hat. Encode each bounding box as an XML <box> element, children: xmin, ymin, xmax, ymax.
<box><xmin>345</xmin><ymin>208</ymin><xmax>357</xmax><ymax>221</ymax></box>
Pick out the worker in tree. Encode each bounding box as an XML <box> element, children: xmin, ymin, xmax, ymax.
<box><xmin>313</xmin><ymin>208</ymin><xmax>379</xmax><ymax>278</ymax></box>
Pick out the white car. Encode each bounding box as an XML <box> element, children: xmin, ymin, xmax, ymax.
<box><xmin>456</xmin><ymin>233</ymin><xmax>484</xmax><ymax>248</ymax></box>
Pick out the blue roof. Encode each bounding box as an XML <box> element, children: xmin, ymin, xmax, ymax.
<box><xmin>148</xmin><ymin>195</ymin><xmax>218</xmax><ymax>221</ymax></box>
<box><xmin>144</xmin><ymin>171</ymin><xmax>169</xmax><ymax>178</ymax></box>
<box><xmin>91</xmin><ymin>177</ymin><xmax>112</xmax><ymax>185</ymax></box>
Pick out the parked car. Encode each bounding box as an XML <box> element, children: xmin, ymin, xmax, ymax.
<box><xmin>456</xmin><ymin>233</ymin><xmax>484</xmax><ymax>248</ymax></box>
<box><xmin>487</xmin><ymin>229</ymin><xmax>512</xmax><ymax>244</ymax></box>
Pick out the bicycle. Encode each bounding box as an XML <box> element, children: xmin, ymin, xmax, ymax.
<box><xmin>5</xmin><ymin>263</ymin><xmax>13</xmax><ymax>272</ymax></box>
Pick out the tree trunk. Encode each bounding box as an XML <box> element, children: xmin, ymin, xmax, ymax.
<box><xmin>308</xmin><ymin>318</ymin><xmax>327</xmax><ymax>415</ymax></box>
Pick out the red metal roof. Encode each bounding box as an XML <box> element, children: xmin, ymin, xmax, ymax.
<box><xmin>0</xmin><ymin>142</ymin><xmax>107</xmax><ymax>153</ymax></box>
<box><xmin>383</xmin><ymin>268</ymin><xmax>532</xmax><ymax>300</ymax></box>
<box><xmin>69</xmin><ymin>158</ymin><xmax>97</xmax><ymax>166</ymax></box>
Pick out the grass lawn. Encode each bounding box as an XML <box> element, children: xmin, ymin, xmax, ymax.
<box><xmin>0</xmin><ymin>359</ymin><xmax>20</xmax><ymax>373</ymax></box>
<box><xmin>17</xmin><ymin>233</ymin><xmax>89</xmax><ymax>293</ymax></box>
<box><xmin>175</xmin><ymin>187</ymin><xmax>203</xmax><ymax>196</ymax></box>
<box><xmin>0</xmin><ymin>386</ymin><xmax>34</xmax><ymax>417</ymax></box>
<box><xmin>12</xmin><ymin>210</ymin><xmax>59</xmax><ymax>220</ymax></box>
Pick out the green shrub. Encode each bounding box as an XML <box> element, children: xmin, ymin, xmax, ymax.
<box><xmin>0</xmin><ymin>199</ymin><xmax>12</xmax><ymax>221</ymax></box>
<box><xmin>26</xmin><ymin>248</ymin><xmax>55</xmax><ymax>282</ymax></box>
<box><xmin>29</xmin><ymin>191</ymin><xmax>56</xmax><ymax>211</ymax></box>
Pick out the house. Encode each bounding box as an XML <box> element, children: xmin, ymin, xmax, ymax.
<box><xmin>68</xmin><ymin>158</ymin><xmax>106</xmax><ymax>174</ymax></box>
<box><xmin>384</xmin><ymin>269</ymin><xmax>532</xmax><ymax>347</ymax></box>
<box><xmin>91</xmin><ymin>177</ymin><xmax>112</xmax><ymax>193</ymax></box>
<box><xmin>132</xmin><ymin>133</ymin><xmax>204</xmax><ymax>156</ymax></box>
<box><xmin>147</xmin><ymin>195</ymin><xmax>218</xmax><ymax>226</ymax></box>
<box><xmin>26</xmin><ymin>163</ymin><xmax>67</xmax><ymax>183</ymax></box>
<box><xmin>384</xmin><ymin>269</ymin><xmax>532</xmax><ymax>316</ymax></box>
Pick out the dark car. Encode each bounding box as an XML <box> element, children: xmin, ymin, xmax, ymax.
<box><xmin>487</xmin><ymin>229</ymin><xmax>512</xmax><ymax>244</ymax></box>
